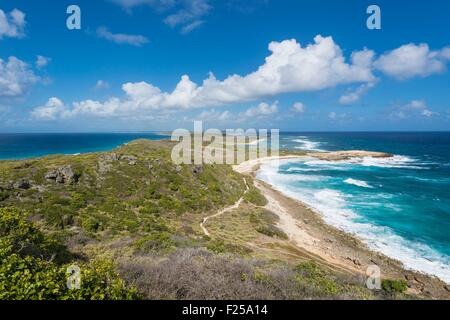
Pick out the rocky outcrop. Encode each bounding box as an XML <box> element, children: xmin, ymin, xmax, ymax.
<box><xmin>192</xmin><ymin>165</ymin><xmax>203</xmax><ymax>175</ymax></box>
<box><xmin>307</xmin><ymin>150</ymin><xmax>392</xmax><ymax>161</ymax></box>
<box><xmin>13</xmin><ymin>179</ymin><xmax>31</xmax><ymax>190</ymax></box>
<box><xmin>45</xmin><ymin>166</ymin><xmax>80</xmax><ymax>184</ymax></box>
<box><xmin>119</xmin><ymin>155</ymin><xmax>137</xmax><ymax>165</ymax></box>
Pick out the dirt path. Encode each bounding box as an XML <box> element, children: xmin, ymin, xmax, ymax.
<box><xmin>200</xmin><ymin>177</ymin><xmax>249</xmax><ymax>237</ymax></box>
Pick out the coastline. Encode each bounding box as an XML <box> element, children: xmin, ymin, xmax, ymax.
<box><xmin>233</xmin><ymin>155</ymin><xmax>450</xmax><ymax>299</ymax></box>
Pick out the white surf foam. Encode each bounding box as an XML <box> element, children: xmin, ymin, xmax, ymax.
<box><xmin>344</xmin><ymin>178</ymin><xmax>373</xmax><ymax>188</ymax></box>
<box><xmin>257</xmin><ymin>161</ymin><xmax>450</xmax><ymax>284</ymax></box>
<box><xmin>304</xmin><ymin>155</ymin><xmax>427</xmax><ymax>170</ymax></box>
<box><xmin>291</xmin><ymin>137</ymin><xmax>325</xmax><ymax>152</ymax></box>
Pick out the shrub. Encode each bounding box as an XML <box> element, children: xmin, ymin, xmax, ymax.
<box><xmin>256</xmin><ymin>225</ymin><xmax>288</xmax><ymax>240</ymax></box>
<box><xmin>134</xmin><ymin>232</ymin><xmax>174</xmax><ymax>253</ymax></box>
<box><xmin>243</xmin><ymin>188</ymin><xmax>268</xmax><ymax>206</ymax></box>
<box><xmin>294</xmin><ymin>261</ymin><xmax>339</xmax><ymax>296</ymax></box>
<box><xmin>0</xmin><ymin>248</ymin><xmax>138</xmax><ymax>300</ymax></box>
<box><xmin>0</xmin><ymin>207</ymin><xmax>138</xmax><ymax>300</ymax></box>
<box><xmin>0</xmin><ymin>207</ymin><xmax>70</xmax><ymax>263</ymax></box>
<box><xmin>382</xmin><ymin>279</ymin><xmax>408</xmax><ymax>295</ymax></box>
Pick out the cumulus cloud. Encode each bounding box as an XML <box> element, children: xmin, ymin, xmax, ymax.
<box><xmin>0</xmin><ymin>56</ymin><xmax>39</xmax><ymax>97</ymax></box>
<box><xmin>32</xmin><ymin>36</ymin><xmax>450</xmax><ymax>122</ymax></box>
<box><xmin>374</xmin><ymin>43</ymin><xmax>450</xmax><ymax>79</ymax></box>
<box><xmin>31</xmin><ymin>35</ymin><xmax>379</xmax><ymax>119</ymax></box>
<box><xmin>291</xmin><ymin>102</ymin><xmax>306</xmax><ymax>113</ymax></box>
<box><xmin>241</xmin><ymin>101</ymin><xmax>278</xmax><ymax>118</ymax></box>
<box><xmin>390</xmin><ymin>100</ymin><xmax>436</xmax><ymax>119</ymax></box>
<box><xmin>31</xmin><ymin>97</ymin><xmax>69</xmax><ymax>120</ymax></box>
<box><xmin>0</xmin><ymin>8</ymin><xmax>26</xmax><ymax>39</ymax></box>
<box><xmin>36</xmin><ymin>55</ymin><xmax>51</xmax><ymax>69</ymax></box>
<box><xmin>96</xmin><ymin>26</ymin><xmax>149</xmax><ymax>46</ymax></box>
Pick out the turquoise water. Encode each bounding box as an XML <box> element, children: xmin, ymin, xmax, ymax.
<box><xmin>0</xmin><ymin>133</ymin><xmax>168</xmax><ymax>160</ymax></box>
<box><xmin>258</xmin><ymin>132</ymin><xmax>450</xmax><ymax>283</ymax></box>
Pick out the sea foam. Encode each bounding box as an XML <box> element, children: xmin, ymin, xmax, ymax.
<box><xmin>257</xmin><ymin>160</ymin><xmax>450</xmax><ymax>284</ymax></box>
<box><xmin>344</xmin><ymin>178</ymin><xmax>373</xmax><ymax>188</ymax></box>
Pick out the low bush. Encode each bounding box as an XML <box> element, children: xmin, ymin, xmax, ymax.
<box><xmin>256</xmin><ymin>225</ymin><xmax>288</xmax><ymax>240</ymax></box>
<box><xmin>0</xmin><ymin>207</ymin><xmax>138</xmax><ymax>300</ymax></box>
<box><xmin>382</xmin><ymin>279</ymin><xmax>408</xmax><ymax>295</ymax></box>
<box><xmin>244</xmin><ymin>188</ymin><xmax>268</xmax><ymax>206</ymax></box>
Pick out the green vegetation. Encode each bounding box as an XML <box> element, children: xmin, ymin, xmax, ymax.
<box><xmin>0</xmin><ymin>139</ymin><xmax>420</xmax><ymax>300</ymax></box>
<box><xmin>0</xmin><ymin>207</ymin><xmax>137</xmax><ymax>300</ymax></box>
<box><xmin>382</xmin><ymin>279</ymin><xmax>408</xmax><ymax>295</ymax></box>
<box><xmin>0</xmin><ymin>140</ymin><xmax>245</xmax><ymax>238</ymax></box>
<box><xmin>256</xmin><ymin>224</ymin><xmax>288</xmax><ymax>239</ymax></box>
<box><xmin>243</xmin><ymin>187</ymin><xmax>268</xmax><ymax>206</ymax></box>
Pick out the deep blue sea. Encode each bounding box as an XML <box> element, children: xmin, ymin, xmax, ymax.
<box><xmin>257</xmin><ymin>132</ymin><xmax>450</xmax><ymax>283</ymax></box>
<box><xmin>0</xmin><ymin>133</ymin><xmax>168</xmax><ymax>160</ymax></box>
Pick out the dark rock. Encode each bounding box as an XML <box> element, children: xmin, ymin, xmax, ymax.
<box><xmin>192</xmin><ymin>165</ymin><xmax>203</xmax><ymax>175</ymax></box>
<box><xmin>444</xmin><ymin>285</ymin><xmax>450</xmax><ymax>292</ymax></box>
<box><xmin>120</xmin><ymin>155</ymin><xmax>137</xmax><ymax>165</ymax></box>
<box><xmin>45</xmin><ymin>165</ymin><xmax>80</xmax><ymax>184</ymax></box>
<box><xmin>14</xmin><ymin>179</ymin><xmax>31</xmax><ymax>190</ymax></box>
<box><xmin>62</xmin><ymin>214</ymin><xmax>74</xmax><ymax>227</ymax></box>
<box><xmin>45</xmin><ymin>170</ymin><xmax>58</xmax><ymax>180</ymax></box>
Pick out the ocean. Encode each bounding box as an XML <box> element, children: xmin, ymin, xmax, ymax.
<box><xmin>0</xmin><ymin>131</ymin><xmax>449</xmax><ymax>283</ymax></box>
<box><xmin>0</xmin><ymin>133</ymin><xmax>169</xmax><ymax>160</ymax></box>
<box><xmin>257</xmin><ymin>132</ymin><xmax>450</xmax><ymax>283</ymax></box>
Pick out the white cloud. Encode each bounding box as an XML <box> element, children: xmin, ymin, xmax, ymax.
<box><xmin>406</xmin><ymin>99</ymin><xmax>427</xmax><ymax>110</ymax></box>
<box><xmin>406</xmin><ymin>100</ymin><xmax>436</xmax><ymax>117</ymax></box>
<box><xmin>241</xmin><ymin>101</ymin><xmax>278</xmax><ymax>118</ymax></box>
<box><xmin>196</xmin><ymin>109</ymin><xmax>231</xmax><ymax>121</ymax></box>
<box><xmin>111</xmin><ymin>0</ymin><xmax>210</xmax><ymax>33</ymax></box>
<box><xmin>339</xmin><ymin>82</ymin><xmax>375</xmax><ymax>105</ymax></box>
<box><xmin>96</xmin><ymin>27</ymin><xmax>149</xmax><ymax>46</ymax></box>
<box><xmin>180</xmin><ymin>20</ymin><xmax>204</xmax><ymax>34</ymax></box>
<box><xmin>0</xmin><ymin>56</ymin><xmax>39</xmax><ymax>97</ymax></box>
<box><xmin>0</xmin><ymin>8</ymin><xmax>26</xmax><ymax>39</ymax></box>
<box><xmin>36</xmin><ymin>55</ymin><xmax>51</xmax><ymax>69</ymax></box>
<box><xmin>390</xmin><ymin>100</ymin><xmax>436</xmax><ymax>119</ymax></box>
<box><xmin>95</xmin><ymin>80</ymin><xmax>110</xmax><ymax>89</ymax></box>
<box><xmin>32</xmin><ymin>97</ymin><xmax>69</xmax><ymax>120</ymax></box>
<box><xmin>30</xmin><ymin>35</ymin><xmax>378</xmax><ymax>119</ymax></box>
<box><xmin>328</xmin><ymin>111</ymin><xmax>348</xmax><ymax>120</ymax></box>
<box><xmin>164</xmin><ymin>0</ymin><xmax>210</xmax><ymax>33</ymax></box>
<box><xmin>374</xmin><ymin>43</ymin><xmax>450</xmax><ymax>79</ymax></box>
<box><xmin>421</xmin><ymin>109</ymin><xmax>434</xmax><ymax>117</ymax></box>
<box><xmin>291</xmin><ymin>102</ymin><xmax>305</xmax><ymax>113</ymax></box>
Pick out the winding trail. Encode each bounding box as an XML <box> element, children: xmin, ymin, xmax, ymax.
<box><xmin>200</xmin><ymin>177</ymin><xmax>249</xmax><ymax>237</ymax></box>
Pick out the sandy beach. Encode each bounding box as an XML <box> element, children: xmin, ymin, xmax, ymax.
<box><xmin>233</xmin><ymin>153</ymin><xmax>450</xmax><ymax>299</ymax></box>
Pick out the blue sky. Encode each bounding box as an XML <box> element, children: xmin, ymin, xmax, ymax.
<box><xmin>1</xmin><ymin>0</ymin><xmax>449</xmax><ymax>132</ymax></box>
